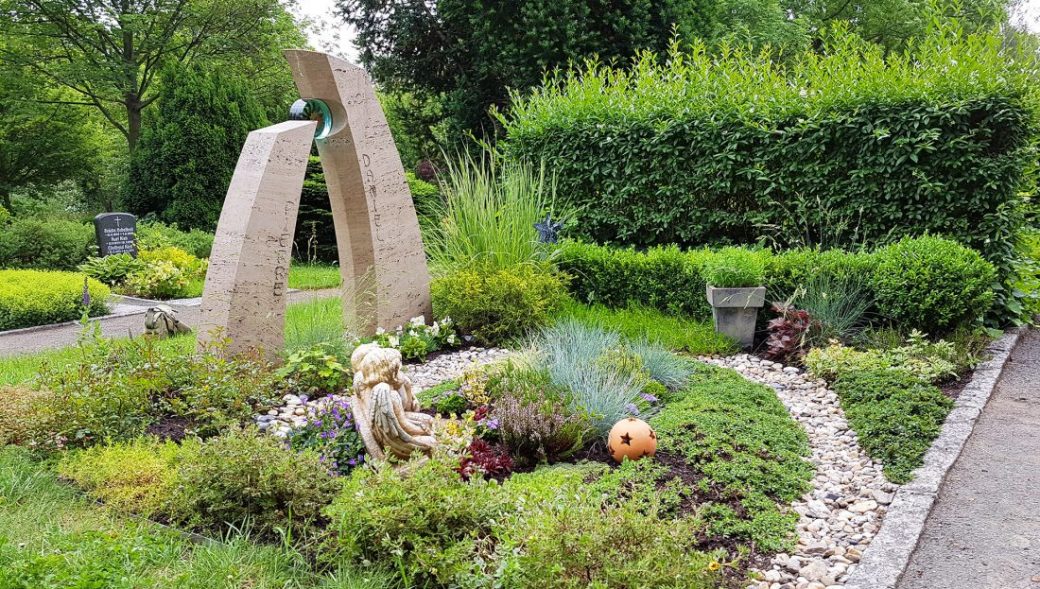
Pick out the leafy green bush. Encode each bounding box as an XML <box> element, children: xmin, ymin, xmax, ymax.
<box><xmin>0</xmin><ymin>217</ymin><xmax>95</xmax><ymax>270</ymax></box>
<box><xmin>38</xmin><ymin>337</ymin><xmax>281</xmax><ymax>448</ymax></box>
<box><xmin>504</xmin><ymin>32</ymin><xmax>1034</xmax><ymax>282</ymax></box>
<box><xmin>278</xmin><ymin>347</ymin><xmax>352</xmax><ymax>397</ymax></box>
<box><xmin>407</xmin><ymin>171</ymin><xmax>440</xmax><ymax>217</ymax></box>
<box><xmin>58</xmin><ymin>437</ymin><xmax>197</xmax><ymax>518</ymax></box>
<box><xmin>651</xmin><ymin>363</ymin><xmax>812</xmax><ymax>551</ymax></box>
<box><xmin>136</xmin><ymin>220</ymin><xmax>214</xmax><ymax>258</ymax></box>
<box><xmin>558</xmin><ymin>239</ymin><xmax>996</xmax><ymax>334</ymax></box>
<box><xmin>0</xmin><ymin>386</ymin><xmax>53</xmax><ymax>447</ymax></box>
<box><xmin>701</xmin><ymin>247</ymin><xmax>767</xmax><ymax>288</ymax></box>
<box><xmin>169</xmin><ymin>428</ymin><xmax>341</xmax><ymax>540</ymax></box>
<box><xmin>0</xmin><ymin>205</ymin><xmax>11</xmax><ymax>226</ymax></box>
<box><xmin>323</xmin><ymin>457</ymin><xmax>725</xmax><ymax>589</ymax></box>
<box><xmin>872</xmin><ymin>236</ymin><xmax>996</xmax><ymax>334</ymax></box>
<box><xmin>78</xmin><ymin>253</ymin><xmax>146</xmax><ymax>286</ymax></box>
<box><xmin>0</xmin><ymin>270</ymin><xmax>109</xmax><ymax>330</ymax></box>
<box><xmin>120</xmin><ymin>247</ymin><xmax>208</xmax><ymax>300</ymax></box>
<box><xmin>432</xmin><ymin>264</ymin><xmax>569</xmax><ymax>345</ymax></box>
<box><xmin>833</xmin><ymin>369</ymin><xmax>953</xmax><ymax>483</ymax></box>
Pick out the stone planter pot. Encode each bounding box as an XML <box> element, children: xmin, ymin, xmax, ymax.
<box><xmin>706</xmin><ymin>285</ymin><xmax>766</xmax><ymax>350</ymax></box>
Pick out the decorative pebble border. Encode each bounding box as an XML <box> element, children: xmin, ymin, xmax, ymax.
<box><xmin>255</xmin><ymin>346</ymin><xmax>510</xmax><ymax>437</ymax></box>
<box><xmin>702</xmin><ymin>354</ymin><xmax>898</xmax><ymax>589</ymax></box>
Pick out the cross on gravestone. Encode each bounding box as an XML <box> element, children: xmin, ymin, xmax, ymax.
<box><xmin>93</xmin><ymin>212</ymin><xmax>138</xmax><ymax>257</ymax></box>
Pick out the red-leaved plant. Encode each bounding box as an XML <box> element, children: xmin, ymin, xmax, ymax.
<box><xmin>765</xmin><ymin>302</ymin><xmax>814</xmax><ymax>365</ymax></box>
<box><xmin>458</xmin><ymin>439</ymin><xmax>514</xmax><ymax>481</ymax></box>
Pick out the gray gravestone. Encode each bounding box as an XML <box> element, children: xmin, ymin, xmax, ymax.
<box><xmin>93</xmin><ymin>212</ymin><xmax>138</xmax><ymax>257</ymax></box>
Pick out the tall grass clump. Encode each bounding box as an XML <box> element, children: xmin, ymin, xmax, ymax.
<box><xmin>795</xmin><ymin>273</ymin><xmax>873</xmax><ymax>345</ymax></box>
<box><xmin>532</xmin><ymin>320</ymin><xmax>644</xmax><ymax>435</ymax></box>
<box><xmin>628</xmin><ymin>340</ymin><xmax>696</xmax><ymax>391</ymax></box>
<box><xmin>425</xmin><ymin>149</ymin><xmax>558</xmax><ymax>273</ymax></box>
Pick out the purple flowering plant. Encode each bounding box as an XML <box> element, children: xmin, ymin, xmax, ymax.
<box><xmin>289</xmin><ymin>397</ymin><xmax>366</xmax><ymax>475</ymax></box>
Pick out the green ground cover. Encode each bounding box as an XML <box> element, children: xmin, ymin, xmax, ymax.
<box><xmin>0</xmin><ymin>447</ymin><xmax>389</xmax><ymax>589</ymax></box>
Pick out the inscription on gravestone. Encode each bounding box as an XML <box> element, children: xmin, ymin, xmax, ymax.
<box><xmin>93</xmin><ymin>213</ymin><xmax>138</xmax><ymax>257</ymax></box>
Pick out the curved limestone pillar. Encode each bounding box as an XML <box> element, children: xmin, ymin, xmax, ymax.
<box><xmin>196</xmin><ymin>120</ymin><xmax>316</xmax><ymax>359</ymax></box>
<box><xmin>284</xmin><ymin>49</ymin><xmax>433</xmax><ymax>336</ymax></box>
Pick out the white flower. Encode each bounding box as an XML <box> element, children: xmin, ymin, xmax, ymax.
<box><xmin>430</xmin><ymin>323</ymin><xmax>440</xmax><ymax>337</ymax></box>
<box><xmin>388</xmin><ymin>335</ymin><xmax>400</xmax><ymax>348</ymax></box>
<box><xmin>447</xmin><ymin>333</ymin><xmax>457</xmax><ymax>345</ymax></box>
<box><xmin>409</xmin><ymin>315</ymin><xmax>426</xmax><ymax>327</ymax></box>
<box><xmin>375</xmin><ymin>327</ymin><xmax>386</xmax><ymax>335</ymax></box>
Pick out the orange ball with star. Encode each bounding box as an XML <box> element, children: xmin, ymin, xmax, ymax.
<box><xmin>607</xmin><ymin>417</ymin><xmax>657</xmax><ymax>463</ymax></box>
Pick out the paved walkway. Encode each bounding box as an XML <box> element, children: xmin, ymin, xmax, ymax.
<box><xmin>0</xmin><ymin>288</ymin><xmax>342</xmax><ymax>358</ymax></box>
<box><xmin>897</xmin><ymin>329</ymin><xmax>1040</xmax><ymax>589</ymax></box>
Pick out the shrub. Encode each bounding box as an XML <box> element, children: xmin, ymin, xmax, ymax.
<box><xmin>701</xmin><ymin>247</ymin><xmax>767</xmax><ymax>288</ymax></box>
<box><xmin>651</xmin><ymin>363</ymin><xmax>812</xmax><ymax>551</ymax></box>
<box><xmin>39</xmin><ymin>337</ymin><xmax>280</xmax><ymax>447</ymax></box>
<box><xmin>362</xmin><ymin>315</ymin><xmax>459</xmax><ymax>362</ymax></box>
<box><xmin>0</xmin><ymin>386</ymin><xmax>54</xmax><ymax>447</ymax></box>
<box><xmin>0</xmin><ymin>217</ymin><xmax>95</xmax><ymax>270</ymax></box>
<box><xmin>804</xmin><ymin>336</ymin><xmax>959</xmax><ymax>384</ymax></box>
<box><xmin>833</xmin><ymin>369</ymin><xmax>953</xmax><ymax>483</ymax></box>
<box><xmin>457</xmin><ymin>438</ymin><xmax>514</xmax><ymax>481</ymax></box>
<box><xmin>503</xmin><ymin>32</ymin><xmax>1034</xmax><ymax>282</ymax></box>
<box><xmin>872</xmin><ymin>236</ymin><xmax>996</xmax><ymax>334</ymax></box>
<box><xmin>431</xmin><ymin>264</ymin><xmax>569</xmax><ymax>345</ymax></box>
<box><xmin>78</xmin><ymin>253</ymin><xmax>146</xmax><ymax>286</ymax></box>
<box><xmin>0</xmin><ymin>270</ymin><xmax>109</xmax><ymax>330</ymax></box>
<box><xmin>764</xmin><ymin>303</ymin><xmax>813</xmax><ymax>364</ymax></box>
<box><xmin>277</xmin><ymin>346</ymin><xmax>352</xmax><ymax>397</ymax></box>
<box><xmin>122</xmin><ymin>260</ymin><xmax>195</xmax><ymax>299</ymax></box>
<box><xmin>322</xmin><ymin>455</ymin><xmax>504</xmax><ymax>586</ymax></box>
<box><xmin>169</xmin><ymin>427</ymin><xmax>341</xmax><ymax>540</ymax></box>
<box><xmin>58</xmin><ymin>437</ymin><xmax>197</xmax><ymax>518</ymax></box>
<box><xmin>136</xmin><ymin>220</ymin><xmax>214</xmax><ymax>258</ymax></box>
<box><xmin>0</xmin><ymin>205</ymin><xmax>10</xmax><ymax>225</ymax></box>
<box><xmin>557</xmin><ymin>241</ymin><xmax>712</xmax><ymax>318</ymax></box>
<box><xmin>424</xmin><ymin>150</ymin><xmax>559</xmax><ymax>272</ymax></box>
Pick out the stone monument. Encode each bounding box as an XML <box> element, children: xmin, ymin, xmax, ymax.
<box><xmin>197</xmin><ymin>50</ymin><xmax>432</xmax><ymax>360</ymax></box>
<box><xmin>94</xmin><ymin>212</ymin><xmax>137</xmax><ymax>257</ymax></box>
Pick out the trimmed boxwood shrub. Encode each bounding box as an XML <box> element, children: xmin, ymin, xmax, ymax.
<box><xmin>432</xmin><ymin>264</ymin><xmax>570</xmax><ymax>345</ymax></box>
<box><xmin>0</xmin><ymin>218</ymin><xmax>95</xmax><ymax>270</ymax></box>
<box><xmin>0</xmin><ymin>270</ymin><xmax>109</xmax><ymax>330</ymax></box>
<box><xmin>557</xmin><ymin>237</ymin><xmax>996</xmax><ymax>334</ymax></box>
<box><xmin>872</xmin><ymin>236</ymin><xmax>996</xmax><ymax>334</ymax></box>
<box><xmin>504</xmin><ymin>33</ymin><xmax>1034</xmax><ymax>287</ymax></box>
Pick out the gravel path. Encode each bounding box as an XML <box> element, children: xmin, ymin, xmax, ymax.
<box><xmin>896</xmin><ymin>329</ymin><xmax>1040</xmax><ymax>589</ymax></box>
<box><xmin>0</xmin><ymin>288</ymin><xmax>341</xmax><ymax>357</ymax></box>
<box><xmin>704</xmin><ymin>354</ymin><xmax>898</xmax><ymax>589</ymax></box>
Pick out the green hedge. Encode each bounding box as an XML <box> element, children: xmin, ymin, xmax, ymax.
<box><xmin>0</xmin><ymin>270</ymin><xmax>109</xmax><ymax>330</ymax></box>
<box><xmin>504</xmin><ymin>33</ymin><xmax>1035</xmax><ymax>286</ymax></box>
<box><xmin>0</xmin><ymin>218</ymin><xmax>95</xmax><ymax>270</ymax></box>
<box><xmin>557</xmin><ymin>236</ymin><xmax>994</xmax><ymax>334</ymax></box>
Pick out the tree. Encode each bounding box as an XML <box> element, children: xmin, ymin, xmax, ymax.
<box><xmin>337</xmin><ymin>0</ymin><xmax>755</xmax><ymax>138</ymax></box>
<box><xmin>786</xmin><ymin>0</ymin><xmax>1010</xmax><ymax>51</ymax></box>
<box><xmin>0</xmin><ymin>43</ymin><xmax>95</xmax><ymax>214</ymax></box>
<box><xmin>127</xmin><ymin>63</ymin><xmax>268</xmax><ymax>229</ymax></box>
<box><xmin>0</xmin><ymin>0</ymin><xmax>304</xmax><ymax>153</ymax></box>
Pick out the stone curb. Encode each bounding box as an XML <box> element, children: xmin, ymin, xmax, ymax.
<box><xmin>843</xmin><ymin>327</ymin><xmax>1025</xmax><ymax>589</ymax></box>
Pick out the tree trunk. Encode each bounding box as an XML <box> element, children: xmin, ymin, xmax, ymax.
<box><xmin>126</xmin><ymin>100</ymin><xmax>141</xmax><ymax>154</ymax></box>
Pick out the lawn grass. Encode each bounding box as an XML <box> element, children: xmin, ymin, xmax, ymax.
<box><xmin>288</xmin><ymin>263</ymin><xmax>342</xmax><ymax>290</ymax></box>
<box><xmin>0</xmin><ymin>297</ymin><xmax>345</xmax><ymax>386</ymax></box>
<box><xmin>0</xmin><ymin>446</ymin><xmax>391</xmax><ymax>589</ymax></box>
<box><xmin>554</xmin><ymin>300</ymin><xmax>736</xmax><ymax>355</ymax></box>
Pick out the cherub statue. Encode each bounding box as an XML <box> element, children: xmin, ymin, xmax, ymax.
<box><xmin>349</xmin><ymin>343</ymin><xmax>437</xmax><ymax>461</ymax></box>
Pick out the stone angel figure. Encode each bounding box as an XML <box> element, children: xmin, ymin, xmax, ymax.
<box><xmin>349</xmin><ymin>343</ymin><xmax>437</xmax><ymax>461</ymax></box>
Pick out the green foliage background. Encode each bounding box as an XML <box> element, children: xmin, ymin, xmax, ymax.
<box><xmin>127</xmin><ymin>64</ymin><xmax>269</xmax><ymax>229</ymax></box>
<box><xmin>503</xmin><ymin>32</ymin><xmax>1038</xmax><ymax>282</ymax></box>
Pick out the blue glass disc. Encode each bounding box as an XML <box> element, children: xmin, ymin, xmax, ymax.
<box><xmin>289</xmin><ymin>98</ymin><xmax>333</xmax><ymax>139</ymax></box>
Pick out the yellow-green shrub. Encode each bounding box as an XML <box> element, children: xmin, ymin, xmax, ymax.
<box><xmin>0</xmin><ymin>270</ymin><xmax>109</xmax><ymax>330</ymax></box>
<box><xmin>58</xmin><ymin>437</ymin><xmax>199</xmax><ymax>518</ymax></box>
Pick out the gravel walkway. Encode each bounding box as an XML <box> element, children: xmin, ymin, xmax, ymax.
<box><xmin>896</xmin><ymin>329</ymin><xmax>1040</xmax><ymax>589</ymax></box>
<box><xmin>704</xmin><ymin>354</ymin><xmax>898</xmax><ymax>589</ymax></box>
